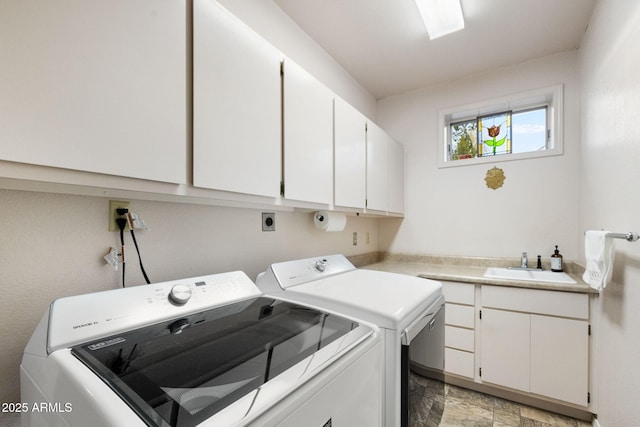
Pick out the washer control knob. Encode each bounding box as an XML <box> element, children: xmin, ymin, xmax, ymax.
<box><xmin>169</xmin><ymin>284</ymin><xmax>192</xmax><ymax>305</ymax></box>
<box><xmin>314</xmin><ymin>259</ymin><xmax>326</xmax><ymax>272</ymax></box>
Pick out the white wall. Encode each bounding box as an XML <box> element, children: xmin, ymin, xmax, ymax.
<box><xmin>376</xmin><ymin>51</ymin><xmax>581</xmax><ymax>261</ymax></box>
<box><xmin>0</xmin><ymin>0</ymin><xmax>379</xmax><ymax>407</ymax></box>
<box><xmin>578</xmin><ymin>1</ymin><xmax>640</xmax><ymax>425</ymax></box>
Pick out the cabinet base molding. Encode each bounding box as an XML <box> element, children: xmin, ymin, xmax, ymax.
<box><xmin>443</xmin><ymin>374</ymin><xmax>593</xmax><ymax>422</ymax></box>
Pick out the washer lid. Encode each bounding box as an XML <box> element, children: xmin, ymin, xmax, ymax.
<box><xmin>71</xmin><ymin>297</ymin><xmax>373</xmax><ymax>427</ymax></box>
<box><xmin>280</xmin><ymin>269</ymin><xmax>443</xmax><ymax>330</ymax></box>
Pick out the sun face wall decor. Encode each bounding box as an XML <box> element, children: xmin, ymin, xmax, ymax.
<box><xmin>485</xmin><ymin>166</ymin><xmax>506</xmax><ymax>190</ymax></box>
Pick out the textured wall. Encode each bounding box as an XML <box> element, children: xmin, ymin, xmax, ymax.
<box><xmin>578</xmin><ymin>1</ymin><xmax>640</xmax><ymax>425</ymax></box>
<box><xmin>0</xmin><ymin>189</ymin><xmax>379</xmax><ymax>405</ymax></box>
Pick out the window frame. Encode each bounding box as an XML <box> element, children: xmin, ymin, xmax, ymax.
<box><xmin>437</xmin><ymin>84</ymin><xmax>564</xmax><ymax>168</ymax></box>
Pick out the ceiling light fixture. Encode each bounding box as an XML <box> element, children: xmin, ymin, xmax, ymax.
<box><xmin>414</xmin><ymin>0</ymin><xmax>465</xmax><ymax>40</ymax></box>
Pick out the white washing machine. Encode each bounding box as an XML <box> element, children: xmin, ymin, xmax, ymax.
<box><xmin>256</xmin><ymin>254</ymin><xmax>445</xmax><ymax>427</ymax></box>
<box><xmin>21</xmin><ymin>271</ymin><xmax>382</xmax><ymax>427</ymax></box>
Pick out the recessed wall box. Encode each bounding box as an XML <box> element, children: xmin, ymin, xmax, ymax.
<box><xmin>262</xmin><ymin>213</ymin><xmax>275</xmax><ymax>231</ymax></box>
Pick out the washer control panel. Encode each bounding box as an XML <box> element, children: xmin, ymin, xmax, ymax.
<box><xmin>47</xmin><ymin>271</ymin><xmax>261</xmax><ymax>352</ymax></box>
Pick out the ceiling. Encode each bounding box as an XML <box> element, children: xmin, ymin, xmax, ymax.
<box><xmin>273</xmin><ymin>0</ymin><xmax>597</xmax><ymax>99</ymax></box>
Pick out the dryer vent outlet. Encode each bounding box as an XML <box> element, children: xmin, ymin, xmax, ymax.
<box><xmin>262</xmin><ymin>213</ymin><xmax>275</xmax><ymax>231</ymax></box>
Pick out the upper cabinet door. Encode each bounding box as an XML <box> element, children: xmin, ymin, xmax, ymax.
<box><xmin>0</xmin><ymin>0</ymin><xmax>187</xmax><ymax>184</ymax></box>
<box><xmin>282</xmin><ymin>59</ymin><xmax>334</xmax><ymax>205</ymax></box>
<box><xmin>193</xmin><ymin>0</ymin><xmax>282</xmax><ymax>197</ymax></box>
<box><xmin>366</xmin><ymin>122</ymin><xmax>390</xmax><ymax>212</ymax></box>
<box><xmin>366</xmin><ymin>122</ymin><xmax>405</xmax><ymax>215</ymax></box>
<box><xmin>334</xmin><ymin>97</ymin><xmax>367</xmax><ymax>210</ymax></box>
<box><xmin>388</xmin><ymin>138</ymin><xmax>405</xmax><ymax>214</ymax></box>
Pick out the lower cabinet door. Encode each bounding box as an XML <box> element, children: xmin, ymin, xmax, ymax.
<box><xmin>445</xmin><ymin>347</ymin><xmax>474</xmax><ymax>379</ymax></box>
<box><xmin>480</xmin><ymin>308</ymin><xmax>530</xmax><ymax>392</ymax></box>
<box><xmin>530</xmin><ymin>315</ymin><xmax>589</xmax><ymax>406</ymax></box>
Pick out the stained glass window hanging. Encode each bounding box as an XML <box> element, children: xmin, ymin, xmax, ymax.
<box><xmin>478</xmin><ymin>112</ymin><xmax>511</xmax><ymax>157</ymax></box>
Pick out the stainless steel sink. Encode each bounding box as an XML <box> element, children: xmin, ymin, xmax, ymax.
<box><xmin>483</xmin><ymin>267</ymin><xmax>577</xmax><ymax>284</ymax></box>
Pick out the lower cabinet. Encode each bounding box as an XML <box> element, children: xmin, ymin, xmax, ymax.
<box><xmin>445</xmin><ymin>347</ymin><xmax>475</xmax><ymax>379</ymax></box>
<box><xmin>443</xmin><ymin>282</ymin><xmax>591</xmax><ymax>408</ymax></box>
<box><xmin>480</xmin><ymin>308</ymin><xmax>530</xmax><ymax>392</ymax></box>
<box><xmin>530</xmin><ymin>314</ymin><xmax>589</xmax><ymax>405</ymax></box>
<box><xmin>480</xmin><ymin>285</ymin><xmax>590</xmax><ymax>407</ymax></box>
<box><xmin>442</xmin><ymin>282</ymin><xmax>476</xmax><ymax>379</ymax></box>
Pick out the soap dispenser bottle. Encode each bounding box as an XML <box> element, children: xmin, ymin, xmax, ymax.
<box><xmin>551</xmin><ymin>245</ymin><xmax>563</xmax><ymax>272</ymax></box>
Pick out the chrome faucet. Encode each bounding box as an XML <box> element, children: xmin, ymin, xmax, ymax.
<box><xmin>521</xmin><ymin>252</ymin><xmax>528</xmax><ymax>268</ymax></box>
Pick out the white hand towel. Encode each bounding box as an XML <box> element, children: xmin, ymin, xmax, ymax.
<box><xmin>582</xmin><ymin>230</ymin><xmax>615</xmax><ymax>291</ymax></box>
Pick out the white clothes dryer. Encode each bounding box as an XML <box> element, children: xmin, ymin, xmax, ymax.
<box><xmin>256</xmin><ymin>254</ymin><xmax>445</xmax><ymax>427</ymax></box>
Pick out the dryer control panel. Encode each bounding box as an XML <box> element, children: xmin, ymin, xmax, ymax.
<box><xmin>259</xmin><ymin>254</ymin><xmax>356</xmax><ymax>292</ymax></box>
<box><xmin>46</xmin><ymin>271</ymin><xmax>261</xmax><ymax>353</ymax></box>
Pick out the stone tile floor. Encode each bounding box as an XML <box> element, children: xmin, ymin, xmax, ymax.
<box><xmin>410</xmin><ymin>373</ymin><xmax>593</xmax><ymax>427</ymax></box>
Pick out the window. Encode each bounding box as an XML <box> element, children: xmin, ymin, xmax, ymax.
<box><xmin>439</xmin><ymin>85</ymin><xmax>563</xmax><ymax>167</ymax></box>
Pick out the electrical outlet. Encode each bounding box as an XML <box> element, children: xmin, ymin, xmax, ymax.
<box><xmin>353</xmin><ymin>232</ymin><xmax>358</xmax><ymax>246</ymax></box>
<box><xmin>262</xmin><ymin>212</ymin><xmax>275</xmax><ymax>231</ymax></box>
<box><xmin>108</xmin><ymin>200</ymin><xmax>130</xmax><ymax>232</ymax></box>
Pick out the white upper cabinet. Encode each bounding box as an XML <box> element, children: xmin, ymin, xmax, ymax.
<box><xmin>388</xmin><ymin>138</ymin><xmax>405</xmax><ymax>214</ymax></box>
<box><xmin>366</xmin><ymin>122</ymin><xmax>390</xmax><ymax>212</ymax></box>
<box><xmin>0</xmin><ymin>1</ymin><xmax>401</xmax><ymax>215</ymax></box>
<box><xmin>282</xmin><ymin>59</ymin><xmax>334</xmax><ymax>205</ymax></box>
<box><xmin>334</xmin><ymin>97</ymin><xmax>367</xmax><ymax>210</ymax></box>
<box><xmin>366</xmin><ymin>122</ymin><xmax>405</xmax><ymax>215</ymax></box>
<box><xmin>193</xmin><ymin>0</ymin><xmax>282</xmax><ymax>197</ymax></box>
<box><xmin>0</xmin><ymin>0</ymin><xmax>187</xmax><ymax>184</ymax></box>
